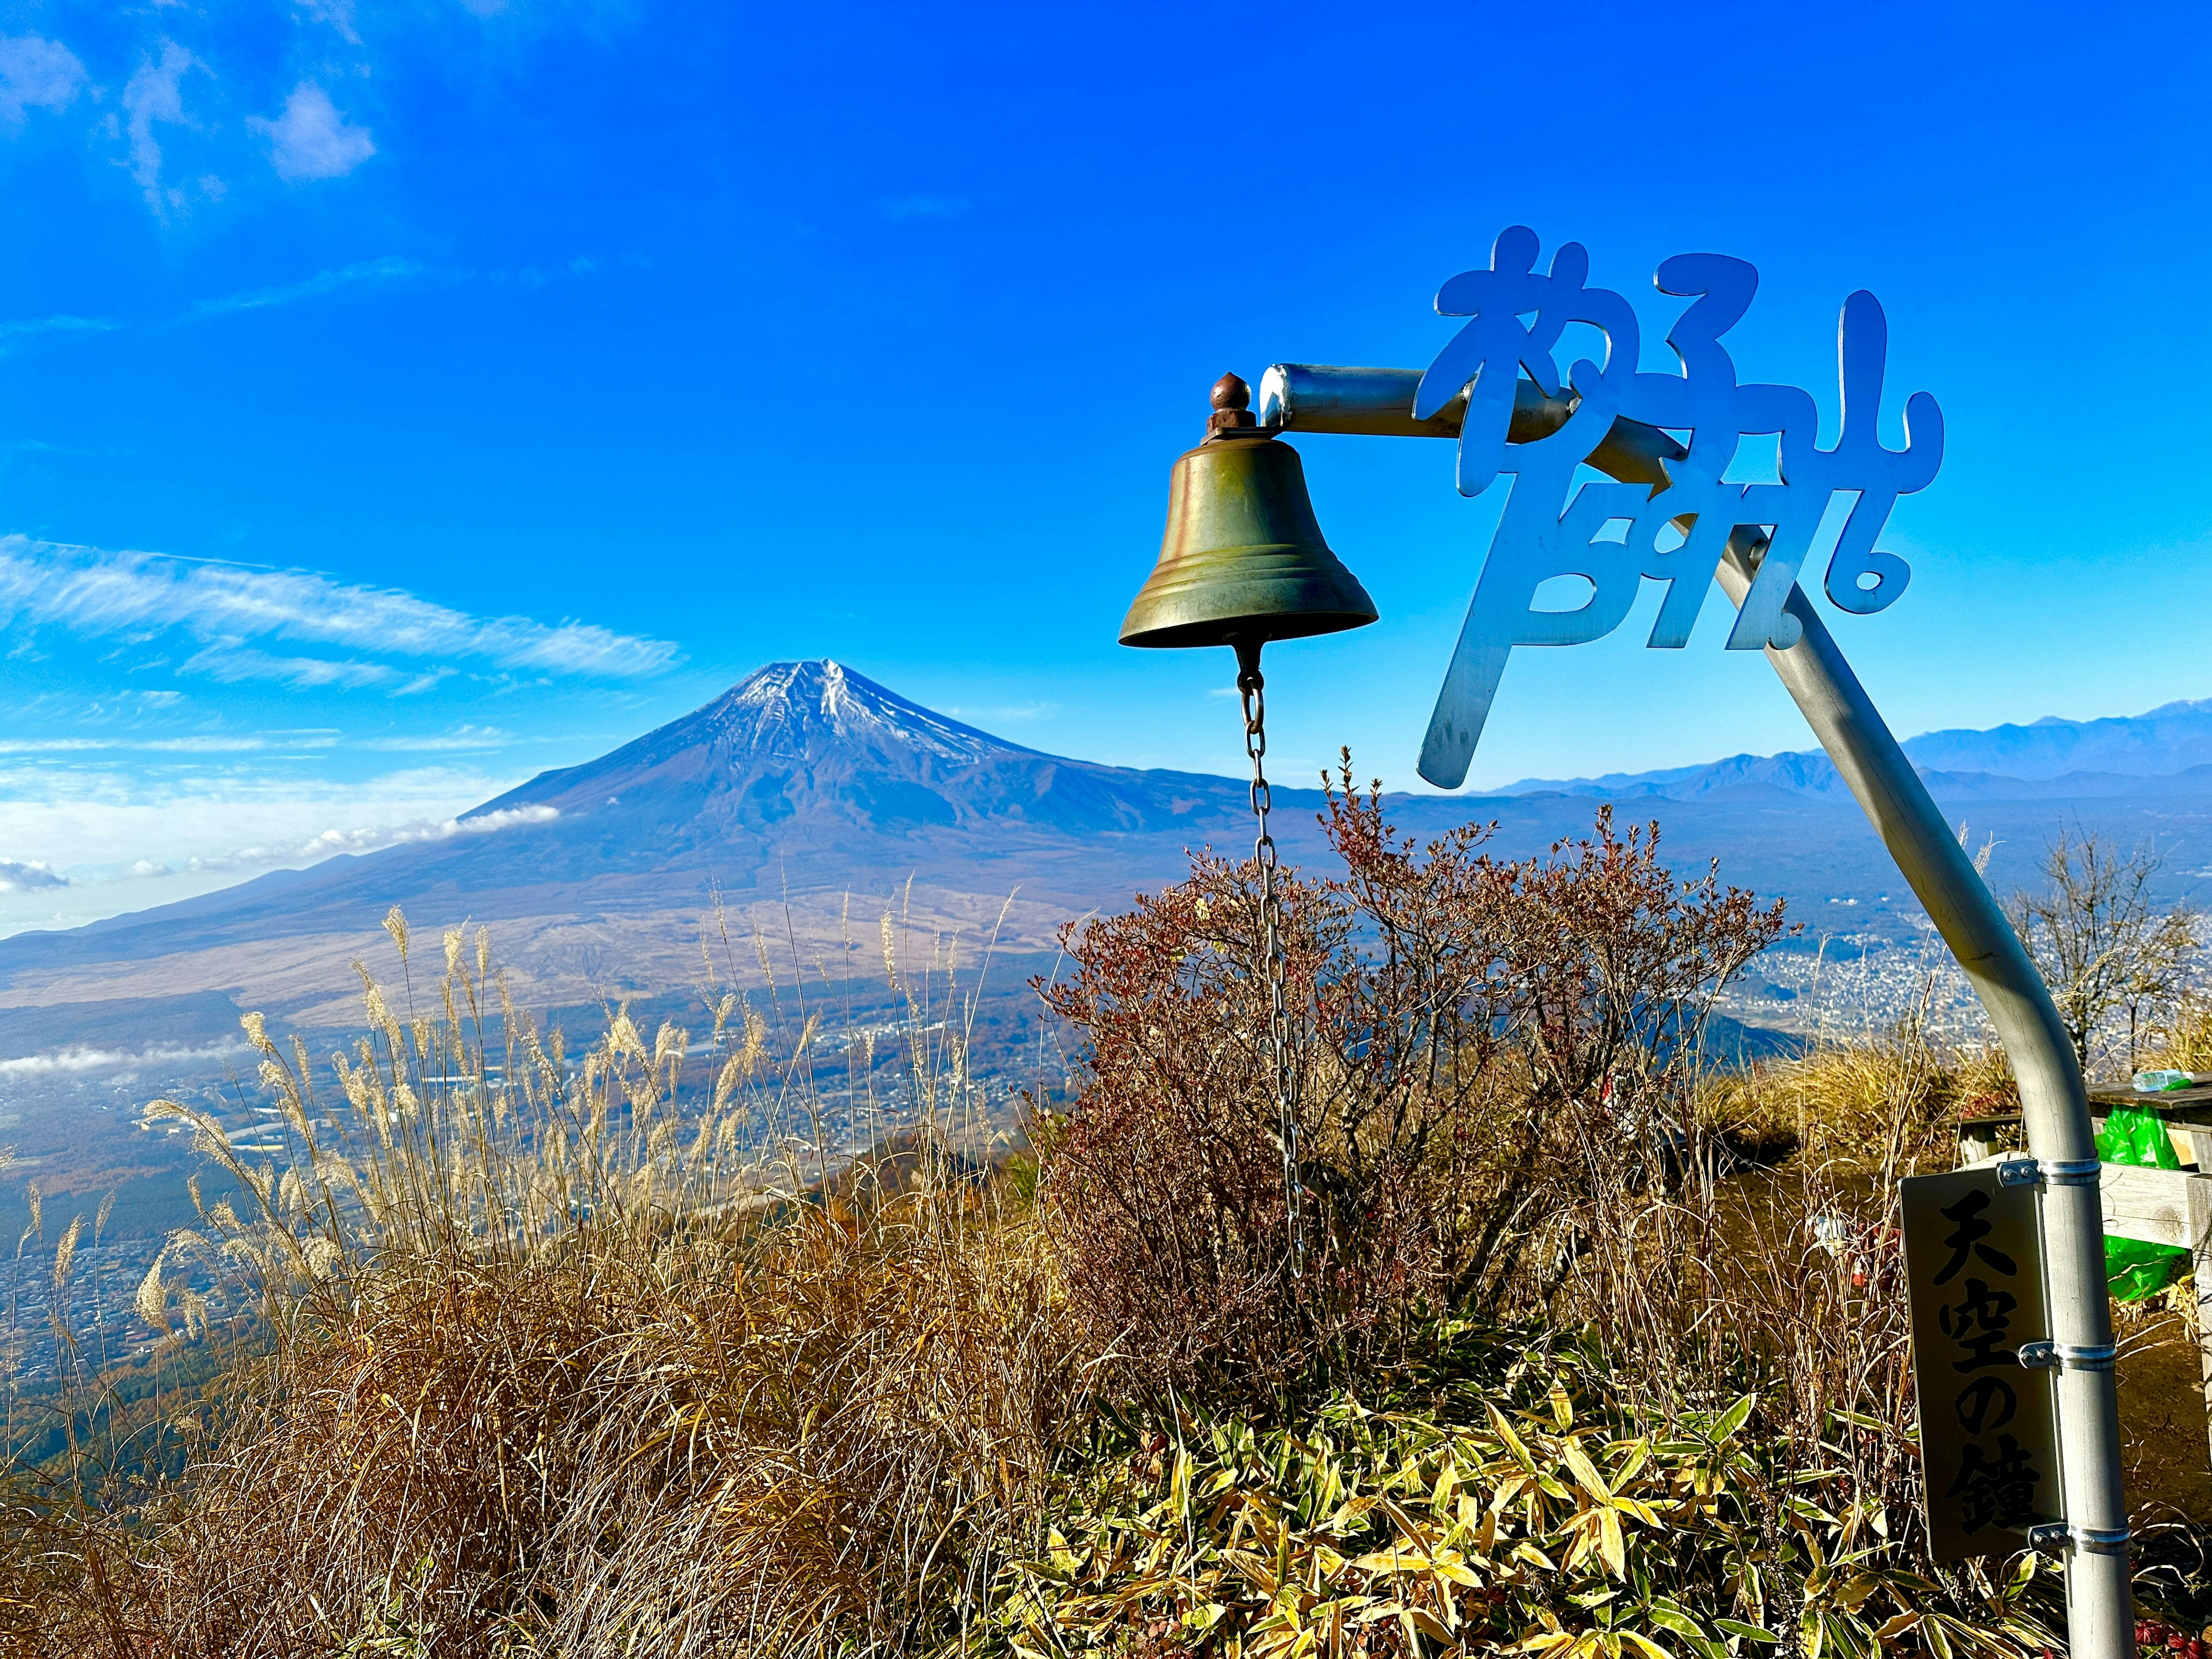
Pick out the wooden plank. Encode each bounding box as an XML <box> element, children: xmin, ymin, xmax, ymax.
<box><xmin>2177</xmin><ymin>1125</ymin><xmax>2212</xmax><ymax>1173</ymax></box>
<box><xmin>2099</xmin><ymin>1162</ymin><xmax>2205</xmax><ymax>1249</ymax></box>
<box><xmin>1959</xmin><ymin>1126</ymin><xmax>2004</xmax><ymax>1164</ymax></box>
<box><xmin>2192</xmin><ymin>1177</ymin><xmax>2212</xmax><ymax>1468</ymax></box>
<box><xmin>2090</xmin><ymin>1083</ymin><xmax>2212</xmax><ymax>1110</ymax></box>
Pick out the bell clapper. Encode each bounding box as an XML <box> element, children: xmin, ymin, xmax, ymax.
<box><xmin>1232</xmin><ymin>633</ymin><xmax>1302</xmax><ymax>1280</ymax></box>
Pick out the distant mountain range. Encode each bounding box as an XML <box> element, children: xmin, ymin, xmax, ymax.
<box><xmin>7</xmin><ymin>662</ymin><xmax>2212</xmax><ymax>1059</ymax></box>
<box><xmin>1505</xmin><ymin>700</ymin><xmax>2212</xmax><ymax>802</ymax></box>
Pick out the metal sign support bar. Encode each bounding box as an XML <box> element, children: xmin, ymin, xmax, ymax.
<box><xmin>1710</xmin><ymin>547</ymin><xmax>2131</xmax><ymax>1659</ymax></box>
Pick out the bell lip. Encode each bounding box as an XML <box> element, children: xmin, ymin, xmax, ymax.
<box><xmin>1118</xmin><ymin>608</ymin><xmax>1378</xmax><ymax>650</ymax></box>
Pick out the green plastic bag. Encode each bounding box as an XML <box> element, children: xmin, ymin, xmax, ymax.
<box><xmin>2097</xmin><ymin>1105</ymin><xmax>2190</xmax><ymax>1300</ymax></box>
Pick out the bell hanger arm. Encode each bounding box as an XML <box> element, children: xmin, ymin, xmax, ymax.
<box><xmin>1253</xmin><ymin>362</ymin><xmax>1681</xmax><ymax>486</ymax></box>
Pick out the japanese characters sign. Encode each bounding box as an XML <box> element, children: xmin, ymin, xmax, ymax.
<box><xmin>1900</xmin><ymin>1167</ymin><xmax>2061</xmax><ymax>1559</ymax></box>
<box><xmin>1415</xmin><ymin>227</ymin><xmax>1944</xmax><ymax>789</ymax></box>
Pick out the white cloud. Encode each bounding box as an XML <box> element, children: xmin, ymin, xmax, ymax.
<box><xmin>0</xmin><ymin>732</ymin><xmax>335</xmax><ymax>755</ymax></box>
<box><xmin>149</xmin><ymin>733</ymin><xmax>327</xmax><ymax>752</ymax></box>
<box><xmin>0</xmin><ymin>536</ymin><xmax>681</xmax><ymax>687</ymax></box>
<box><xmin>0</xmin><ymin>761</ymin><xmax>530</xmax><ymax>933</ymax></box>
<box><xmin>360</xmin><ymin>724</ymin><xmax>512</xmax><ymax>751</ymax></box>
<box><xmin>176</xmin><ymin>642</ymin><xmax>423</xmax><ymax>692</ymax></box>
<box><xmin>297</xmin><ymin>0</ymin><xmax>362</xmax><ymax>45</ymax></box>
<box><xmin>158</xmin><ymin>802</ymin><xmax>556</xmax><ymax>876</ymax></box>
<box><xmin>193</xmin><ymin>256</ymin><xmax>422</xmax><ymax>318</ymax></box>
<box><xmin>0</xmin><ymin>858</ymin><xmax>65</xmax><ymax>892</ymax></box>
<box><xmin>944</xmin><ymin>701</ymin><xmax>1060</xmax><ymax>724</ymax></box>
<box><xmin>0</xmin><ymin>1043</ymin><xmax>243</xmax><ymax>1077</ymax></box>
<box><xmin>0</xmin><ymin>315</ymin><xmax>113</xmax><ymax>358</ymax></box>
<box><xmin>122</xmin><ymin>40</ymin><xmax>205</xmax><ymax>213</ymax></box>
<box><xmin>249</xmin><ymin>82</ymin><xmax>374</xmax><ymax>182</ymax></box>
<box><xmin>0</xmin><ymin>35</ymin><xmax>84</xmax><ymax>127</ymax></box>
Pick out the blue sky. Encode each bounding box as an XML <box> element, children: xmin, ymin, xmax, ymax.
<box><xmin>0</xmin><ymin>0</ymin><xmax>2202</xmax><ymax>930</ymax></box>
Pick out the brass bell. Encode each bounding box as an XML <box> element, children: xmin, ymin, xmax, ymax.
<box><xmin>1119</xmin><ymin>373</ymin><xmax>1378</xmax><ymax>653</ymax></box>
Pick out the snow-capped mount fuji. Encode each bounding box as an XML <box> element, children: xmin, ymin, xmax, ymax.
<box><xmin>465</xmin><ymin>659</ymin><xmax>1215</xmax><ymax>839</ymax></box>
<box><xmin>498</xmin><ymin>660</ymin><xmax>1033</xmax><ymax>795</ymax></box>
<box><xmin>0</xmin><ymin>662</ymin><xmax>1264</xmax><ymax>1030</ymax></box>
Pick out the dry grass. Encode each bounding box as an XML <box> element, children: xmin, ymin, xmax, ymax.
<box><xmin>2146</xmin><ymin>995</ymin><xmax>2212</xmax><ymax>1076</ymax></box>
<box><xmin>0</xmin><ymin>899</ymin><xmax>1082</xmax><ymax>1657</ymax></box>
<box><xmin>133</xmin><ymin>1193</ymin><xmax>1073</xmax><ymax>1656</ymax></box>
<box><xmin>1697</xmin><ymin>1025</ymin><xmax>2017</xmax><ymax>1179</ymax></box>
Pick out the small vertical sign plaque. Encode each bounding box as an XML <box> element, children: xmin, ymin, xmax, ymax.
<box><xmin>1901</xmin><ymin>1165</ymin><xmax>2063</xmax><ymax>1559</ymax></box>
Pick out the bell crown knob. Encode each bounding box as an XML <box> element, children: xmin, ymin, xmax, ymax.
<box><xmin>1206</xmin><ymin>370</ymin><xmax>1257</xmax><ymax>438</ymax></box>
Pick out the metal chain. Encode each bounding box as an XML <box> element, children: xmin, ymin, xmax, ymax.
<box><xmin>1238</xmin><ymin>654</ymin><xmax>1301</xmax><ymax>1279</ymax></box>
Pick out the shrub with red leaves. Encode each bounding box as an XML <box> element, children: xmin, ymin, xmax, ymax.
<box><xmin>1037</xmin><ymin>759</ymin><xmax>1787</xmax><ymax>1400</ymax></box>
<box><xmin>2137</xmin><ymin>1619</ymin><xmax>2211</xmax><ymax>1659</ymax></box>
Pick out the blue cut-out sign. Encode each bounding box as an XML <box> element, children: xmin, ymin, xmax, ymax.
<box><xmin>1415</xmin><ymin>228</ymin><xmax>1942</xmax><ymax>789</ymax></box>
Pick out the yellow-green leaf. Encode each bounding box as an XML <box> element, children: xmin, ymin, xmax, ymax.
<box><xmin>1563</xmin><ymin>1437</ymin><xmax>1613</xmax><ymax>1501</ymax></box>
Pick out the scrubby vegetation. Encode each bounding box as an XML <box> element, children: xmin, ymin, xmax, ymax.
<box><xmin>0</xmin><ymin>779</ymin><xmax>2204</xmax><ymax>1656</ymax></box>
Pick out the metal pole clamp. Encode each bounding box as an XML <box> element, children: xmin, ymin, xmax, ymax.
<box><xmin>1997</xmin><ymin>1156</ymin><xmax>2102</xmax><ymax>1187</ymax></box>
<box><xmin>2041</xmin><ymin>1157</ymin><xmax>2103</xmax><ymax>1185</ymax></box>
<box><xmin>2027</xmin><ymin>1521</ymin><xmax>2131</xmax><ymax>1555</ymax></box>
<box><xmin>2017</xmin><ymin>1340</ymin><xmax>2118</xmax><ymax>1372</ymax></box>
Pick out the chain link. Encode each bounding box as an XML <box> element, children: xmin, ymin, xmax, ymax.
<box><xmin>1238</xmin><ymin>654</ymin><xmax>1301</xmax><ymax>1279</ymax></box>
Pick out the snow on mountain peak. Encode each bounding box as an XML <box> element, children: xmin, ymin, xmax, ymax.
<box><xmin>704</xmin><ymin>660</ymin><xmax>1024</xmax><ymax>764</ymax></box>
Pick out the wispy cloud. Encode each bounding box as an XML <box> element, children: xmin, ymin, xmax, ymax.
<box><xmin>944</xmin><ymin>701</ymin><xmax>1061</xmax><ymax>724</ymax></box>
<box><xmin>0</xmin><ymin>536</ymin><xmax>681</xmax><ymax>687</ymax></box>
<box><xmin>0</xmin><ymin>1042</ymin><xmax>241</xmax><ymax>1077</ymax></box>
<box><xmin>0</xmin><ymin>315</ymin><xmax>114</xmax><ymax>359</ymax></box>
<box><xmin>0</xmin><ymin>730</ymin><xmax>324</xmax><ymax>755</ymax></box>
<box><xmin>249</xmin><ymin>81</ymin><xmax>374</xmax><ymax>182</ymax></box>
<box><xmin>297</xmin><ymin>0</ymin><xmax>362</xmax><ymax>46</ymax></box>
<box><xmin>147</xmin><ymin>732</ymin><xmax>332</xmax><ymax>752</ymax></box>
<box><xmin>0</xmin><ymin>35</ymin><xmax>84</xmax><ymax>127</ymax></box>
<box><xmin>122</xmin><ymin>40</ymin><xmax>207</xmax><ymax>214</ymax></box>
<box><xmin>360</xmin><ymin>724</ymin><xmax>512</xmax><ymax>752</ymax></box>
<box><xmin>192</xmin><ymin>255</ymin><xmax>423</xmax><ymax>319</ymax></box>
<box><xmin>134</xmin><ymin>802</ymin><xmax>558</xmax><ymax>877</ymax></box>
<box><xmin>176</xmin><ymin>642</ymin><xmax>429</xmax><ymax>692</ymax></box>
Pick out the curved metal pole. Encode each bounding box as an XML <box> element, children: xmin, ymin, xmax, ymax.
<box><xmin>1260</xmin><ymin>363</ymin><xmax>2133</xmax><ymax>1657</ymax></box>
<box><xmin>1712</xmin><ymin>546</ymin><xmax>2130</xmax><ymax>1658</ymax></box>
